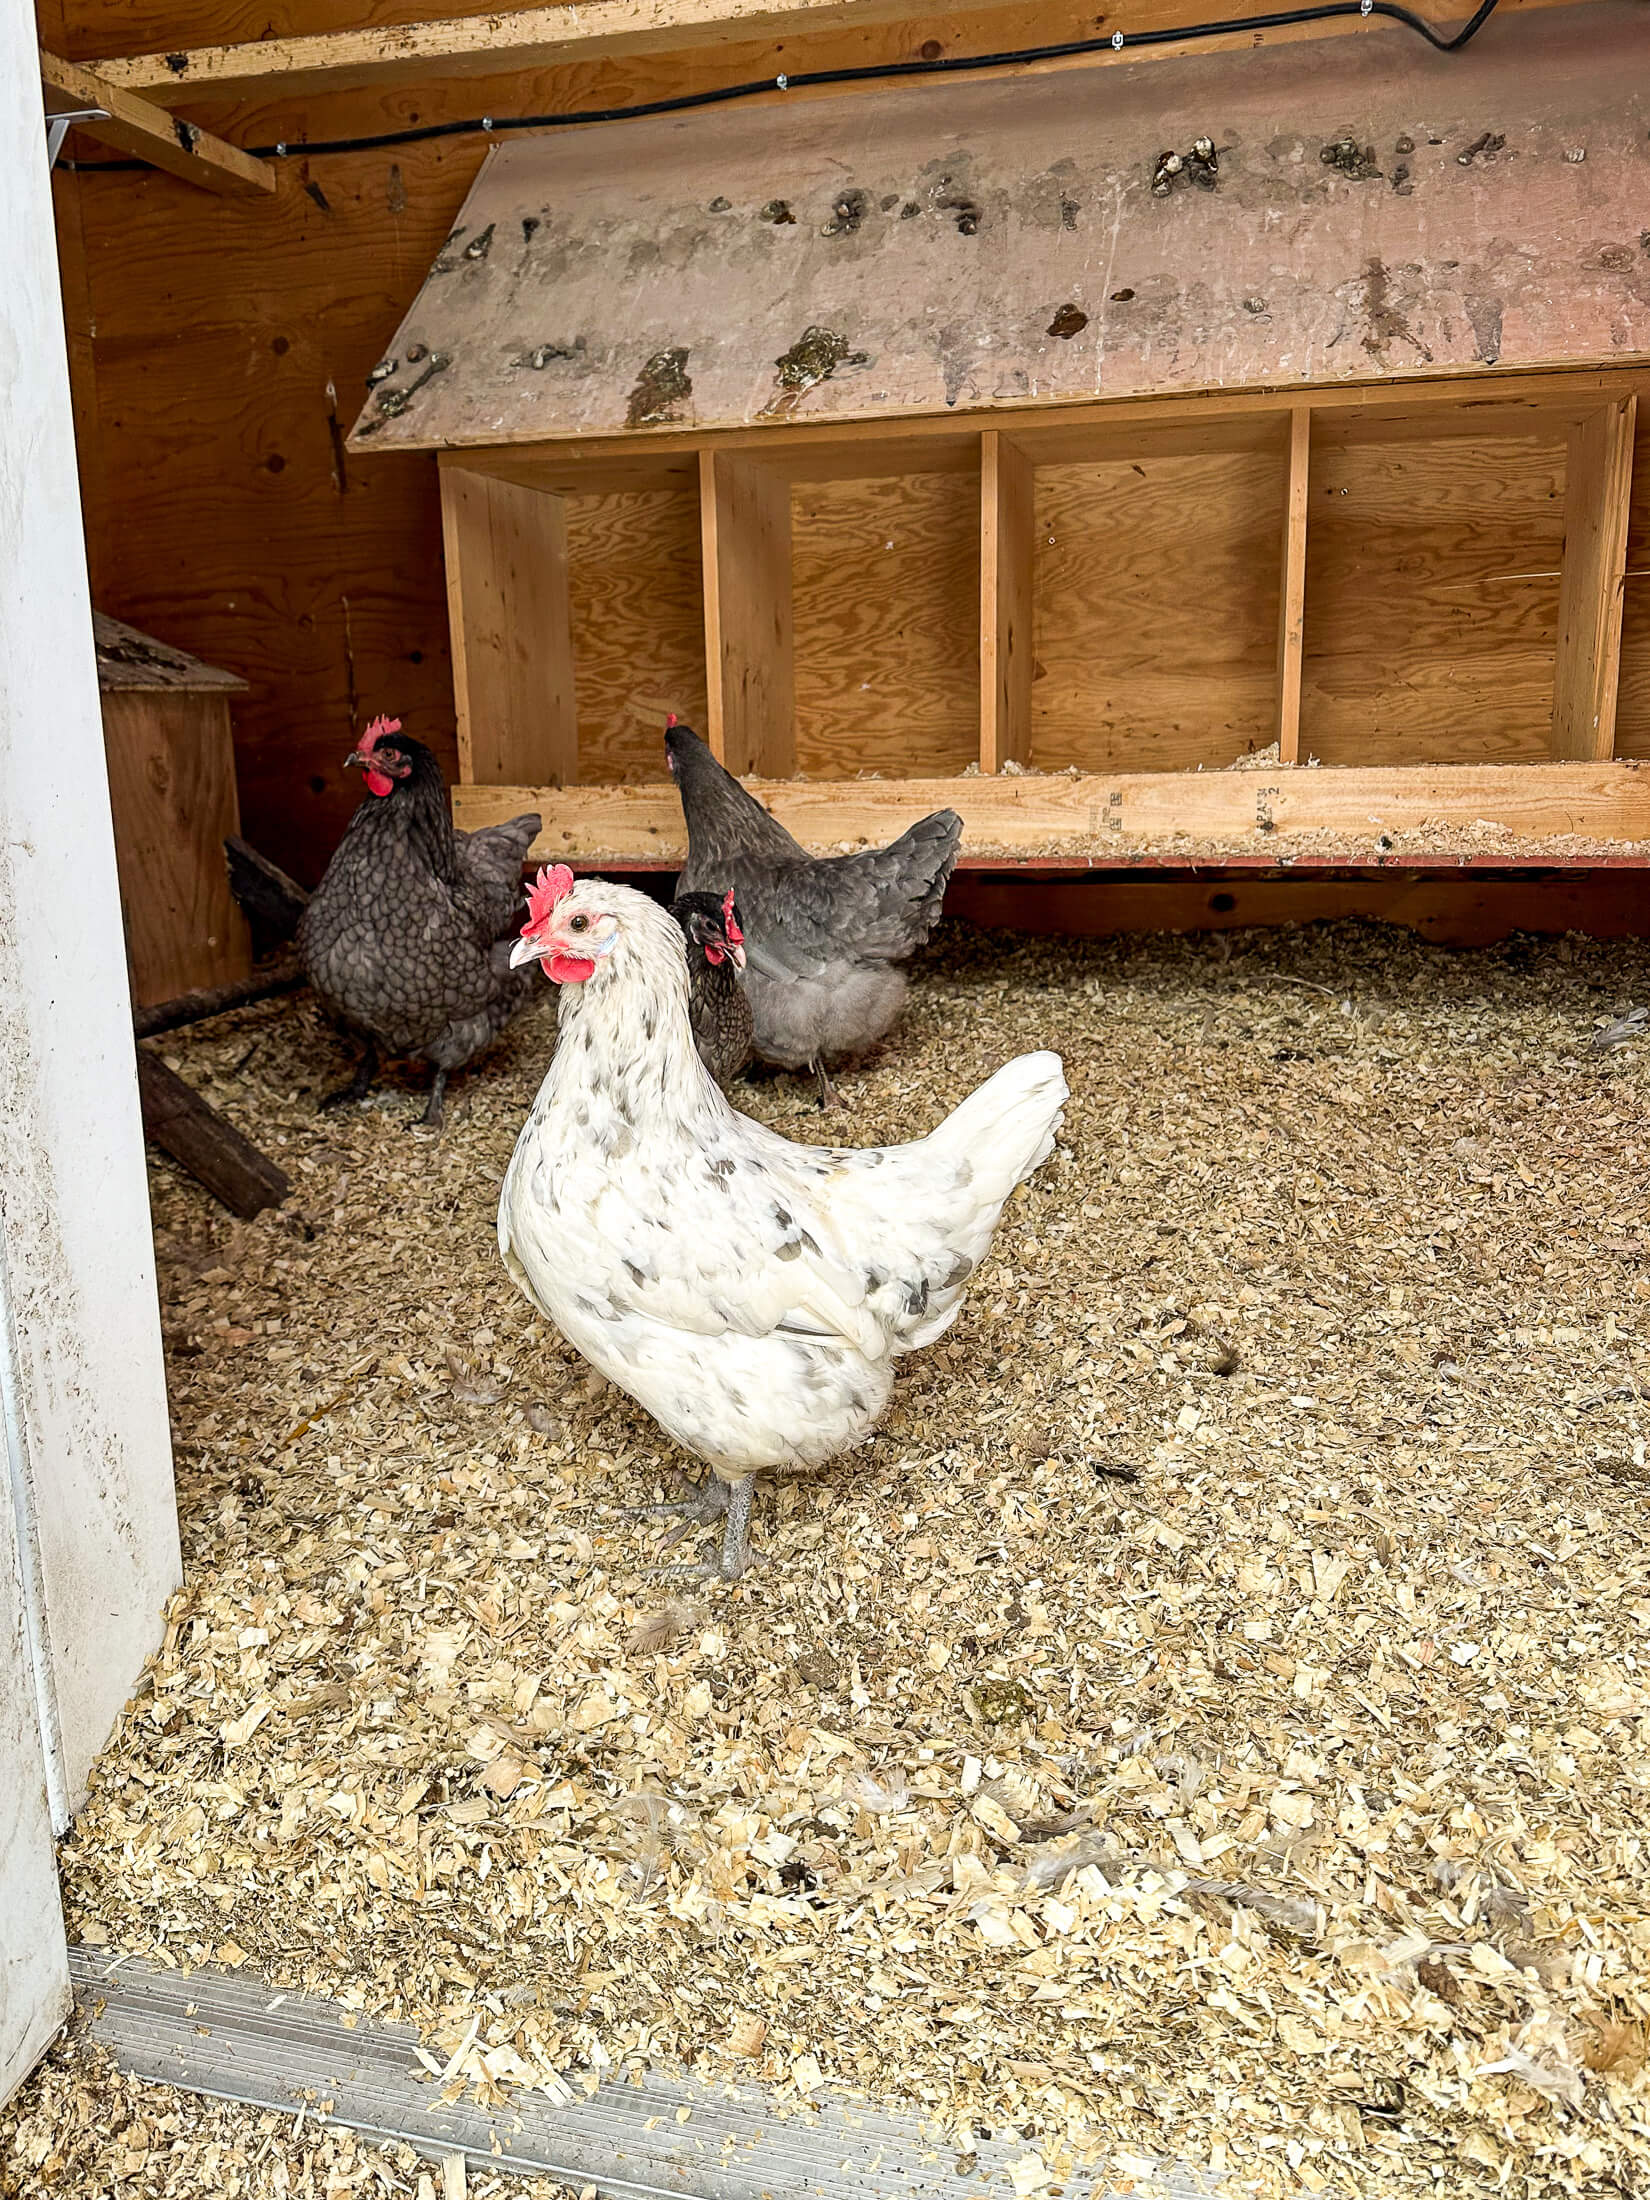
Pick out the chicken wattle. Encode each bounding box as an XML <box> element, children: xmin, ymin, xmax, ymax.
<box><xmin>498</xmin><ymin>865</ymin><xmax>1067</xmax><ymax>1578</ymax></box>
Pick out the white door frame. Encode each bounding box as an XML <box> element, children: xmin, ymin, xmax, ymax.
<box><xmin>1</xmin><ymin>0</ymin><xmax>183</xmax><ymax>2106</ymax></box>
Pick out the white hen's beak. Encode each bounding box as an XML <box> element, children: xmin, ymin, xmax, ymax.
<box><xmin>510</xmin><ymin>934</ymin><xmax>545</xmax><ymax>969</ymax></box>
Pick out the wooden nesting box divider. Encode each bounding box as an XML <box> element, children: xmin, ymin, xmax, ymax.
<box><xmin>351</xmin><ymin>7</ymin><xmax>1650</xmax><ymax>868</ymax></box>
<box><xmin>96</xmin><ymin>612</ymin><xmax>253</xmax><ymax>1008</ymax></box>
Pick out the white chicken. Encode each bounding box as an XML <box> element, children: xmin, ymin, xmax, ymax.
<box><xmin>498</xmin><ymin>865</ymin><xmax>1068</xmax><ymax>1579</ymax></box>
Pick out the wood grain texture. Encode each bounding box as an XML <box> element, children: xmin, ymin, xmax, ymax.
<box><xmin>344</xmin><ymin>12</ymin><xmax>1650</xmax><ymax>452</ymax></box>
<box><xmin>950</xmin><ymin>870</ymin><xmax>1650</xmax><ymax>946</ymax></box>
<box><xmin>1029</xmin><ymin>446</ymin><xmax>1284</xmax><ymax>773</ymax></box>
<box><xmin>566</xmin><ymin>487</ymin><xmax>707</xmax><ymax>783</ymax></box>
<box><xmin>440</xmin><ymin>464</ymin><xmax>575</xmax><ymax>785</ymax></box>
<box><xmin>89</xmin><ymin>0</ymin><xmax>1026</xmax><ymax>94</ymax></box>
<box><xmin>454</xmin><ymin>761</ymin><xmax>1650</xmax><ymax>860</ymax></box>
<box><xmin>790</xmin><ymin>468</ymin><xmax>979</xmax><ymax>779</ymax></box>
<box><xmin>101</xmin><ymin>691</ymin><xmax>253</xmax><ymax>1007</ymax></box>
<box><xmin>136</xmin><ymin>1049</ymin><xmax>289</xmax><ymax>1216</ymax></box>
<box><xmin>1552</xmin><ymin>396</ymin><xmax>1636</xmax><ymax>760</ymax></box>
<box><xmin>701</xmin><ymin>450</ymin><xmax>794</xmax><ymax>777</ymax></box>
<box><xmin>1276</xmin><ymin>408</ymin><xmax>1310</xmax><ymax>764</ymax></box>
<box><xmin>1614</xmin><ymin>408</ymin><xmax>1650</xmax><ymax>760</ymax></box>
<box><xmin>41</xmin><ymin>47</ymin><xmax>274</xmax><ymax>193</ymax></box>
<box><xmin>1301</xmin><ymin>431</ymin><xmax>1568</xmax><ymax>765</ymax></box>
<box><xmin>980</xmin><ymin>430</ymin><xmax>1033</xmax><ymax>772</ymax></box>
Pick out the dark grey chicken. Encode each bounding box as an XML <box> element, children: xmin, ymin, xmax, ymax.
<box><xmin>671</xmin><ymin>888</ymin><xmax>753</xmax><ymax>1090</ymax></box>
<box><xmin>298</xmin><ymin>716</ymin><xmax>541</xmax><ymax>1128</ymax></box>
<box><xmin>664</xmin><ymin>717</ymin><xmax>961</xmax><ymax>1107</ymax></box>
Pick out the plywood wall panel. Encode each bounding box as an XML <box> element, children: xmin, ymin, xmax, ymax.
<box><xmin>567</xmin><ymin>490</ymin><xmax>708</xmax><ymax>782</ymax></box>
<box><xmin>1300</xmin><ymin>433</ymin><xmax>1567</xmax><ymax>765</ymax></box>
<box><xmin>1029</xmin><ymin>447</ymin><xmax>1284</xmax><ymax>774</ymax></box>
<box><xmin>791</xmin><ymin>469</ymin><xmax>979</xmax><ymax>780</ymax></box>
<box><xmin>1611</xmin><ymin>410</ymin><xmax>1650</xmax><ymax>760</ymax></box>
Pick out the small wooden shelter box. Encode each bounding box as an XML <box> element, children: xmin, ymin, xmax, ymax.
<box><xmin>351</xmin><ymin>8</ymin><xmax>1650</xmax><ymax>868</ymax></box>
<box><xmin>96</xmin><ymin>613</ymin><xmax>253</xmax><ymax>1008</ymax></box>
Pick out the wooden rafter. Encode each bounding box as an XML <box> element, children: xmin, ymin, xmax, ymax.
<box><xmin>88</xmin><ymin>0</ymin><xmax>1588</xmax><ymax>104</ymax></box>
<box><xmin>41</xmin><ymin>49</ymin><xmax>272</xmax><ymax>193</ymax></box>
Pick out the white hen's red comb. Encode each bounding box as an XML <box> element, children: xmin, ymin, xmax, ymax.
<box><xmin>721</xmin><ymin>888</ymin><xmax>743</xmax><ymax>946</ymax></box>
<box><xmin>522</xmin><ymin>864</ymin><xmax>576</xmax><ymax>936</ymax></box>
<box><xmin>355</xmin><ymin>714</ymin><xmax>402</xmax><ymax>755</ymax></box>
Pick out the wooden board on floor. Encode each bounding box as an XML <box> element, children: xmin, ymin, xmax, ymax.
<box><xmin>453</xmin><ymin>761</ymin><xmax>1650</xmax><ymax>861</ymax></box>
<box><xmin>791</xmin><ymin>469</ymin><xmax>979</xmax><ymax>778</ymax></box>
<box><xmin>346</xmin><ymin>9</ymin><xmax>1650</xmax><ymax>452</ymax></box>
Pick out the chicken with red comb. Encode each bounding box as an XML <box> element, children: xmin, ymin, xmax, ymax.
<box><xmin>670</xmin><ymin>887</ymin><xmax>752</xmax><ymax>1089</ymax></box>
<box><xmin>297</xmin><ymin>719</ymin><xmax>542</xmax><ymax>1126</ymax></box>
<box><xmin>500</xmin><ymin>871</ymin><xmax>1066</xmax><ymax>1579</ymax></box>
<box><xmin>663</xmin><ymin>717</ymin><xmax>961</xmax><ymax>1108</ymax></box>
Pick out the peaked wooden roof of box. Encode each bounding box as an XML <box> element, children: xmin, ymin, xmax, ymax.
<box><xmin>94</xmin><ymin>612</ymin><xmax>247</xmax><ymax>694</ymax></box>
<box><xmin>348</xmin><ymin>4</ymin><xmax>1650</xmax><ymax>454</ymax></box>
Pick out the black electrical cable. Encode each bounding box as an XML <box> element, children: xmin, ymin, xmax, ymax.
<box><xmin>59</xmin><ymin>0</ymin><xmax>1501</xmax><ymax>173</ymax></box>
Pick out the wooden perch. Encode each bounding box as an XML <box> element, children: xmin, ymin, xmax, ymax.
<box><xmin>225</xmin><ymin>835</ymin><xmax>309</xmax><ymax>952</ymax></box>
<box><xmin>41</xmin><ymin>49</ymin><xmax>273</xmax><ymax>195</ymax></box>
<box><xmin>134</xmin><ymin>957</ymin><xmax>305</xmax><ymax>1039</ymax></box>
<box><xmin>137</xmin><ymin>1048</ymin><xmax>290</xmax><ymax>1218</ymax></box>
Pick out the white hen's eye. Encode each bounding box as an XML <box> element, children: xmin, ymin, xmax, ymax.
<box><xmin>570</xmin><ymin>914</ymin><xmax>589</xmax><ymax>933</ymax></box>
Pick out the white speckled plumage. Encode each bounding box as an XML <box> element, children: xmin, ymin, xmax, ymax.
<box><xmin>498</xmin><ymin>879</ymin><xmax>1066</xmax><ymax>1572</ymax></box>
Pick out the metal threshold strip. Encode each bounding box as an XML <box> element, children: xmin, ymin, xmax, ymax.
<box><xmin>70</xmin><ymin>1948</ymin><xmax>1206</xmax><ymax>2198</ymax></box>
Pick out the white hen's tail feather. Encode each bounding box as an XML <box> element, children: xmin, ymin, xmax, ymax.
<box><xmin>924</xmin><ymin>1050</ymin><xmax>1068</xmax><ymax>1205</ymax></box>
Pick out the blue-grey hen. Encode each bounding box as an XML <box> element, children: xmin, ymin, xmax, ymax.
<box><xmin>665</xmin><ymin>717</ymin><xmax>961</xmax><ymax>1107</ymax></box>
<box><xmin>298</xmin><ymin>716</ymin><xmax>541</xmax><ymax>1127</ymax></box>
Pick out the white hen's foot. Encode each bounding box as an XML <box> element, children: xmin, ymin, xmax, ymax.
<box><xmin>632</xmin><ymin>1474</ymin><xmax>755</xmax><ymax>1581</ymax></box>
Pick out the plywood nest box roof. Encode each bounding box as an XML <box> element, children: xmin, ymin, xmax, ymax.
<box><xmin>351</xmin><ymin>7</ymin><xmax>1650</xmax><ymax>870</ymax></box>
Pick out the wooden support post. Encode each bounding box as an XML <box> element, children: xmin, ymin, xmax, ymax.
<box><xmin>700</xmin><ymin>449</ymin><xmax>794</xmax><ymax>778</ymax></box>
<box><xmin>439</xmin><ymin>462</ymin><xmax>577</xmax><ymax>787</ymax></box>
<box><xmin>136</xmin><ymin>1049</ymin><xmax>290</xmax><ymax>1218</ymax></box>
<box><xmin>980</xmin><ymin>430</ymin><xmax>1035</xmax><ymax>773</ymax></box>
<box><xmin>1552</xmin><ymin>395</ymin><xmax>1637</xmax><ymax>760</ymax></box>
<box><xmin>1276</xmin><ymin>405</ymin><xmax>1311</xmax><ymax>764</ymax></box>
<box><xmin>40</xmin><ymin>50</ymin><xmax>273</xmax><ymax>196</ymax></box>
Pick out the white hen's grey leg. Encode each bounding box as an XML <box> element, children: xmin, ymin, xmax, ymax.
<box><xmin>632</xmin><ymin>1473</ymin><xmax>756</xmax><ymax>1580</ymax></box>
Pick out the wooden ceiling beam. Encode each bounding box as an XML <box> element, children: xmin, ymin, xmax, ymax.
<box><xmin>86</xmin><ymin>0</ymin><xmax>1584</xmax><ymax>106</ymax></box>
<box><xmin>41</xmin><ymin>49</ymin><xmax>273</xmax><ymax>192</ymax></box>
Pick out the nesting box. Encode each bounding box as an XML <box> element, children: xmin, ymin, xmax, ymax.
<box><xmin>349</xmin><ymin>12</ymin><xmax>1650</xmax><ymax>869</ymax></box>
<box><xmin>95</xmin><ymin>612</ymin><xmax>252</xmax><ymax>1008</ymax></box>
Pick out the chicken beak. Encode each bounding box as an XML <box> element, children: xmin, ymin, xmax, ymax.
<box><xmin>509</xmin><ymin>935</ymin><xmax>544</xmax><ymax>970</ymax></box>
<box><xmin>727</xmin><ymin>939</ymin><xmax>746</xmax><ymax>972</ymax></box>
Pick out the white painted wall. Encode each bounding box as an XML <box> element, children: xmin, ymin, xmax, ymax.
<box><xmin>0</xmin><ymin>1451</ymin><xmax>68</xmax><ymax>2108</ymax></box>
<box><xmin>0</xmin><ymin>0</ymin><xmax>179</xmax><ymax>1830</ymax></box>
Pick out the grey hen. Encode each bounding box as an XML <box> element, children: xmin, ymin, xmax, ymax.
<box><xmin>298</xmin><ymin>716</ymin><xmax>541</xmax><ymax>1127</ymax></box>
<box><xmin>671</xmin><ymin>888</ymin><xmax>754</xmax><ymax>1090</ymax></box>
<box><xmin>665</xmin><ymin>718</ymin><xmax>961</xmax><ymax>1106</ymax></box>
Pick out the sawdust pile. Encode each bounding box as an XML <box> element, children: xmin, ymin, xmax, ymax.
<box><xmin>46</xmin><ymin>921</ymin><xmax>1650</xmax><ymax>2197</ymax></box>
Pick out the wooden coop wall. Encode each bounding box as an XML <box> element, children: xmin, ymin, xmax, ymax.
<box><xmin>47</xmin><ymin>0</ymin><xmax>1296</xmax><ymax>889</ymax></box>
<box><xmin>42</xmin><ymin>0</ymin><xmax>1650</xmax><ymax>906</ymax></box>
